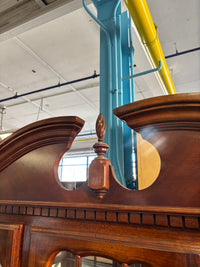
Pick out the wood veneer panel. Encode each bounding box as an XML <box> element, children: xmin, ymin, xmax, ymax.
<box><xmin>0</xmin><ymin>224</ymin><xmax>23</xmax><ymax>267</ymax></box>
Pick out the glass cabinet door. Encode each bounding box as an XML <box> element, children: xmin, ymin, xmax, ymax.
<box><xmin>51</xmin><ymin>251</ymin><xmax>144</xmax><ymax>267</ymax></box>
<box><xmin>82</xmin><ymin>256</ymin><xmax>120</xmax><ymax>267</ymax></box>
<box><xmin>52</xmin><ymin>251</ymin><xmax>76</xmax><ymax>267</ymax></box>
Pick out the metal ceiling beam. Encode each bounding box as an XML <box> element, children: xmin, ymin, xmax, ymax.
<box><xmin>0</xmin><ymin>0</ymin><xmax>90</xmax><ymax>42</ymax></box>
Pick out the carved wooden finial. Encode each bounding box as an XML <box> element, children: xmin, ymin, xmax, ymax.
<box><xmin>88</xmin><ymin>114</ymin><xmax>111</xmax><ymax>199</ymax></box>
<box><xmin>93</xmin><ymin>114</ymin><xmax>109</xmax><ymax>158</ymax></box>
<box><xmin>96</xmin><ymin>113</ymin><xmax>106</xmax><ymax>142</ymax></box>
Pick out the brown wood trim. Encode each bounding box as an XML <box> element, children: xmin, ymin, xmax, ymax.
<box><xmin>113</xmin><ymin>93</ymin><xmax>200</xmax><ymax>131</ymax></box>
<box><xmin>0</xmin><ymin>200</ymin><xmax>199</xmax><ymax>215</ymax></box>
<box><xmin>0</xmin><ymin>116</ymin><xmax>84</xmax><ymax>172</ymax></box>
<box><xmin>0</xmin><ymin>204</ymin><xmax>199</xmax><ymax>231</ymax></box>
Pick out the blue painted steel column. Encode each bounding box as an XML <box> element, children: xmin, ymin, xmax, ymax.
<box><xmin>82</xmin><ymin>0</ymin><xmax>112</xmax><ymax>160</ymax></box>
<box><xmin>90</xmin><ymin>0</ymin><xmax>133</xmax><ymax>186</ymax></box>
<box><xmin>112</xmin><ymin>1</ymin><xmax>125</xmax><ymax>184</ymax></box>
<box><xmin>121</xmin><ymin>11</ymin><xmax>134</xmax><ymax>189</ymax></box>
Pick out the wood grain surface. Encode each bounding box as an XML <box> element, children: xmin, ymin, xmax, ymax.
<box><xmin>0</xmin><ymin>94</ymin><xmax>199</xmax><ymax>266</ymax></box>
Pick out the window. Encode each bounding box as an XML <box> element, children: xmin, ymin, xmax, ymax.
<box><xmin>58</xmin><ymin>154</ymin><xmax>96</xmax><ymax>190</ymax></box>
<box><xmin>57</xmin><ymin>140</ymin><xmax>138</xmax><ymax>190</ymax></box>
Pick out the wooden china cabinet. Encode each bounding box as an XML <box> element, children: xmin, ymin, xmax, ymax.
<box><xmin>0</xmin><ymin>93</ymin><xmax>199</xmax><ymax>267</ymax></box>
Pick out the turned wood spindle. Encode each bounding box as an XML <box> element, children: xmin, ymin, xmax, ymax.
<box><xmin>88</xmin><ymin>114</ymin><xmax>111</xmax><ymax>199</ymax></box>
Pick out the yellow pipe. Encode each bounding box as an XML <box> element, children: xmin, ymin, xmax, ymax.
<box><xmin>124</xmin><ymin>0</ymin><xmax>176</xmax><ymax>94</ymax></box>
<box><xmin>74</xmin><ymin>138</ymin><xmax>97</xmax><ymax>143</ymax></box>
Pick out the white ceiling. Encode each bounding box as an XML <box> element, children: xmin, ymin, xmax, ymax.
<box><xmin>0</xmin><ymin>0</ymin><xmax>199</xmax><ymax>136</ymax></box>
<box><xmin>147</xmin><ymin>0</ymin><xmax>200</xmax><ymax>93</ymax></box>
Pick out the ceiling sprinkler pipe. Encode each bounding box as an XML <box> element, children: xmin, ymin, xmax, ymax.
<box><xmin>165</xmin><ymin>47</ymin><xmax>200</xmax><ymax>59</ymax></box>
<box><xmin>123</xmin><ymin>60</ymin><xmax>162</xmax><ymax>80</ymax></box>
<box><xmin>0</xmin><ymin>73</ymin><xmax>100</xmax><ymax>104</ymax></box>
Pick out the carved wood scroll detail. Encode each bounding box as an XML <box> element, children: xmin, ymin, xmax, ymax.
<box><xmin>88</xmin><ymin>114</ymin><xmax>111</xmax><ymax>199</ymax></box>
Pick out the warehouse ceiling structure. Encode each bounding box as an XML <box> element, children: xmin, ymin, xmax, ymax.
<box><xmin>0</xmin><ymin>0</ymin><xmax>199</xmax><ymax>136</ymax></box>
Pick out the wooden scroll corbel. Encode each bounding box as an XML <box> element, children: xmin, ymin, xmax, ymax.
<box><xmin>88</xmin><ymin>113</ymin><xmax>111</xmax><ymax>199</ymax></box>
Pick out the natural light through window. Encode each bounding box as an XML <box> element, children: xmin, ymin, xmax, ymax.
<box><xmin>58</xmin><ymin>154</ymin><xmax>96</xmax><ymax>190</ymax></box>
